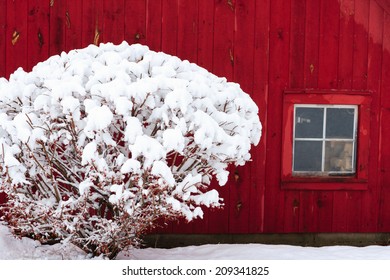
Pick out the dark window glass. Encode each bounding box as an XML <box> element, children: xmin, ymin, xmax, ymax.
<box><xmin>295</xmin><ymin>107</ymin><xmax>324</xmax><ymax>138</ymax></box>
<box><xmin>293</xmin><ymin>141</ymin><xmax>323</xmax><ymax>172</ymax></box>
<box><xmin>326</xmin><ymin>108</ymin><xmax>355</xmax><ymax>139</ymax></box>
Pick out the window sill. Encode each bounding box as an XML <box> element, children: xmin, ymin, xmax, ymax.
<box><xmin>281</xmin><ymin>179</ymin><xmax>368</xmax><ymax>191</ymax></box>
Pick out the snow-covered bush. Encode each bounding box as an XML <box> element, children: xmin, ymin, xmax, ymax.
<box><xmin>0</xmin><ymin>42</ymin><xmax>261</xmax><ymax>258</ymax></box>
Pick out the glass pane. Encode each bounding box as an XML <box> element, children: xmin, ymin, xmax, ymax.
<box><xmin>326</xmin><ymin>108</ymin><xmax>355</xmax><ymax>139</ymax></box>
<box><xmin>293</xmin><ymin>140</ymin><xmax>323</xmax><ymax>172</ymax></box>
<box><xmin>324</xmin><ymin>141</ymin><xmax>354</xmax><ymax>172</ymax></box>
<box><xmin>295</xmin><ymin>107</ymin><xmax>324</xmax><ymax>138</ymax></box>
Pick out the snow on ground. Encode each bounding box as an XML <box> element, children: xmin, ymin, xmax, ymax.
<box><xmin>1</xmin><ymin>223</ymin><xmax>390</xmax><ymax>260</ymax></box>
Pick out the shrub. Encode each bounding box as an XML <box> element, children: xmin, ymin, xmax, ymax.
<box><xmin>0</xmin><ymin>42</ymin><xmax>261</xmax><ymax>259</ymax></box>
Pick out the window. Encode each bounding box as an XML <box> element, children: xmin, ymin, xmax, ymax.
<box><xmin>281</xmin><ymin>90</ymin><xmax>371</xmax><ymax>190</ymax></box>
<box><xmin>293</xmin><ymin>105</ymin><xmax>357</xmax><ymax>176</ymax></box>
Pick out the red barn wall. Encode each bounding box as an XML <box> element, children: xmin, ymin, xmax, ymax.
<box><xmin>0</xmin><ymin>0</ymin><xmax>390</xmax><ymax>234</ymax></box>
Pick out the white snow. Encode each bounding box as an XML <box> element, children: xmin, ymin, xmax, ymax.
<box><xmin>81</xmin><ymin>141</ymin><xmax>97</xmax><ymax>165</ymax></box>
<box><xmin>0</xmin><ymin>223</ymin><xmax>390</xmax><ymax>260</ymax></box>
<box><xmin>0</xmin><ymin>41</ymin><xmax>262</xmax><ymax>259</ymax></box>
<box><xmin>84</xmin><ymin>105</ymin><xmax>113</xmax><ymax>138</ymax></box>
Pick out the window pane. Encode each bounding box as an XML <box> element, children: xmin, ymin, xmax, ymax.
<box><xmin>293</xmin><ymin>140</ymin><xmax>323</xmax><ymax>172</ymax></box>
<box><xmin>324</xmin><ymin>141</ymin><xmax>354</xmax><ymax>172</ymax></box>
<box><xmin>326</xmin><ymin>108</ymin><xmax>355</xmax><ymax>139</ymax></box>
<box><xmin>295</xmin><ymin>107</ymin><xmax>324</xmax><ymax>138</ymax></box>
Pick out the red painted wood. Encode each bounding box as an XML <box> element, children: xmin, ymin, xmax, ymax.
<box><xmin>161</xmin><ymin>0</ymin><xmax>178</xmax><ymax>55</ymax></box>
<box><xmin>93</xmin><ymin>0</ymin><xmax>104</xmax><ymax>45</ymax></box>
<box><xmin>27</xmin><ymin>1</ymin><xmax>50</xmax><ymax>71</ymax></box>
<box><xmin>332</xmin><ymin>191</ymin><xmax>348</xmax><ymax>231</ymax></box>
<box><xmin>303</xmin><ymin>0</ymin><xmax>320</xmax><ymax>88</ymax></box>
<box><xmin>145</xmin><ymin>0</ymin><xmax>162</xmax><ymax>51</ymax></box>
<box><xmin>346</xmin><ymin>192</ymin><xmax>363</xmax><ymax>231</ymax></box>
<box><xmin>81</xmin><ymin>0</ymin><xmax>95</xmax><ymax>47</ymax></box>
<box><xmin>249</xmin><ymin>0</ymin><xmax>269</xmax><ymax>233</ymax></box>
<box><xmin>318</xmin><ymin>0</ymin><xmax>340</xmax><ymax>89</ymax></box>
<box><xmin>379</xmin><ymin>109</ymin><xmax>390</xmax><ymax>231</ymax></box>
<box><xmin>99</xmin><ymin>0</ymin><xmax>124</xmax><ymax>45</ymax></box>
<box><xmin>6</xmin><ymin>0</ymin><xmax>28</xmax><ymax>77</ymax></box>
<box><xmin>264</xmin><ymin>0</ymin><xmax>291</xmax><ymax>233</ymax></box>
<box><xmin>49</xmin><ymin>0</ymin><xmax>66</xmax><ymax>56</ymax></box>
<box><xmin>289</xmin><ymin>0</ymin><xmax>305</xmax><ymax>88</ymax></box>
<box><xmin>228</xmin><ymin>0</ymin><xmax>256</xmax><ymax>234</ymax></box>
<box><xmin>0</xmin><ymin>0</ymin><xmax>5</xmax><ymax>203</ymax></box>
<box><xmin>1</xmin><ymin>0</ymin><xmax>390</xmax><ymax>235</ymax></box>
<box><xmin>191</xmin><ymin>0</ymin><xmax>215</xmax><ymax>234</ymax></box>
<box><xmin>381</xmin><ymin>13</ymin><xmax>390</xmax><ymax>109</ymax></box>
<box><xmin>125</xmin><ymin>0</ymin><xmax>146</xmax><ymax>45</ymax></box>
<box><xmin>212</xmin><ymin>0</ymin><xmax>235</xmax><ymax>80</ymax></box>
<box><xmin>353</xmin><ymin>0</ymin><xmax>369</xmax><ymax>90</ymax></box>
<box><xmin>338</xmin><ymin>0</ymin><xmax>355</xmax><ymax>89</ymax></box>
<box><xmin>283</xmin><ymin>191</ymin><xmax>300</xmax><ymax>232</ymax></box>
<box><xmin>197</xmin><ymin>0</ymin><xmax>214</xmax><ymax>71</ymax></box>
<box><xmin>177</xmin><ymin>0</ymin><xmax>198</xmax><ymax>63</ymax></box>
<box><xmin>380</xmin><ymin>12</ymin><xmax>390</xmax><ymax>198</ymax></box>
<box><xmin>0</xmin><ymin>0</ymin><xmax>6</xmax><ymax>78</ymax></box>
<box><xmin>361</xmin><ymin>0</ymin><xmax>384</xmax><ymax>232</ymax></box>
<box><xmin>316</xmin><ymin>192</ymin><xmax>334</xmax><ymax>232</ymax></box>
<box><xmin>206</xmin><ymin>0</ymin><xmax>237</xmax><ymax>234</ymax></box>
<box><xmin>299</xmin><ymin>191</ymin><xmax>317</xmax><ymax>232</ymax></box>
<box><xmin>65</xmin><ymin>0</ymin><xmax>84</xmax><ymax>52</ymax></box>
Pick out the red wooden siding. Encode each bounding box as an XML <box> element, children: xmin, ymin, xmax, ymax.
<box><xmin>1</xmin><ymin>0</ymin><xmax>390</xmax><ymax>235</ymax></box>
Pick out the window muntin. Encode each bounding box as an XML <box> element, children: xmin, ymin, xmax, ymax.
<box><xmin>293</xmin><ymin>105</ymin><xmax>358</xmax><ymax>176</ymax></box>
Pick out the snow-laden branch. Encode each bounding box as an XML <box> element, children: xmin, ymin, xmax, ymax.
<box><xmin>0</xmin><ymin>42</ymin><xmax>261</xmax><ymax>259</ymax></box>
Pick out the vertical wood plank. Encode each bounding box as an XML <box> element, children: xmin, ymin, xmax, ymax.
<box><xmin>93</xmin><ymin>0</ymin><xmax>104</xmax><ymax>45</ymax></box>
<box><xmin>65</xmin><ymin>0</ymin><xmax>84</xmax><ymax>51</ymax></box>
<box><xmin>125</xmin><ymin>0</ymin><xmax>147</xmax><ymax>45</ymax></box>
<box><xmin>227</xmin><ymin>0</ymin><xmax>256</xmax><ymax>234</ymax></box>
<box><xmin>299</xmin><ymin>191</ymin><xmax>317</xmax><ymax>232</ymax></box>
<box><xmin>0</xmin><ymin>0</ymin><xmax>6</xmax><ymax>78</ymax></box>
<box><xmin>289</xmin><ymin>0</ymin><xmax>305</xmax><ymax>88</ymax></box>
<box><xmin>212</xmin><ymin>0</ymin><xmax>235</xmax><ymax>80</ymax></box>
<box><xmin>352</xmin><ymin>0</ymin><xmax>369</xmax><ymax>90</ymax></box>
<box><xmin>318</xmin><ymin>0</ymin><xmax>340</xmax><ymax>88</ymax></box>
<box><xmin>332</xmin><ymin>192</ymin><xmax>348</xmax><ymax>231</ymax></box>
<box><xmin>381</xmin><ymin>12</ymin><xmax>390</xmax><ymax>109</ymax></box>
<box><xmin>146</xmin><ymin>0</ymin><xmax>162</xmax><ymax>50</ymax></box>
<box><xmin>197</xmin><ymin>0</ymin><xmax>214</xmax><ymax>71</ymax></box>
<box><xmin>81</xmin><ymin>0</ymin><xmax>95</xmax><ymax>46</ymax></box>
<box><xmin>0</xmin><ymin>0</ymin><xmax>5</xmax><ymax>202</ymax></box>
<box><xmin>362</xmin><ymin>0</ymin><xmax>383</xmax><ymax>232</ymax></box>
<box><xmin>205</xmin><ymin>0</ymin><xmax>236</xmax><ymax>234</ymax></box>
<box><xmin>378</xmin><ymin>14</ymin><xmax>390</xmax><ymax>233</ymax></box>
<box><xmin>49</xmin><ymin>0</ymin><xmax>66</xmax><ymax>56</ymax></box>
<box><xmin>228</xmin><ymin>166</ymin><xmax>250</xmax><ymax>233</ymax></box>
<box><xmin>303</xmin><ymin>0</ymin><xmax>320</xmax><ymax>88</ymax></box>
<box><xmin>346</xmin><ymin>192</ymin><xmax>363</xmax><ymax>231</ymax></box>
<box><xmin>317</xmin><ymin>192</ymin><xmax>333</xmax><ymax>232</ymax></box>
<box><xmin>192</xmin><ymin>0</ymin><xmax>215</xmax><ymax>233</ymax></box>
<box><xmin>177</xmin><ymin>0</ymin><xmax>198</xmax><ymax>62</ymax></box>
<box><xmin>6</xmin><ymin>0</ymin><xmax>28</xmax><ymax>76</ymax></box>
<box><xmin>264</xmin><ymin>0</ymin><xmax>290</xmax><ymax>232</ymax></box>
<box><xmin>338</xmin><ymin>0</ymin><xmax>355</xmax><ymax>89</ymax></box>
<box><xmin>161</xmin><ymin>0</ymin><xmax>178</xmax><ymax>55</ymax></box>
<box><xmin>27</xmin><ymin>0</ymin><xmax>50</xmax><ymax>71</ymax></box>
<box><xmin>379</xmin><ymin>109</ymin><xmax>390</xmax><ymax>231</ymax></box>
<box><xmin>101</xmin><ymin>0</ymin><xmax>124</xmax><ymax>45</ymax></box>
<box><xmin>283</xmin><ymin>191</ymin><xmax>300</xmax><ymax>232</ymax></box>
<box><xmin>249</xmin><ymin>0</ymin><xmax>269</xmax><ymax>233</ymax></box>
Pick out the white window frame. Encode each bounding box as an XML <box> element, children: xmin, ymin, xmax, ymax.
<box><xmin>292</xmin><ymin>104</ymin><xmax>358</xmax><ymax>176</ymax></box>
